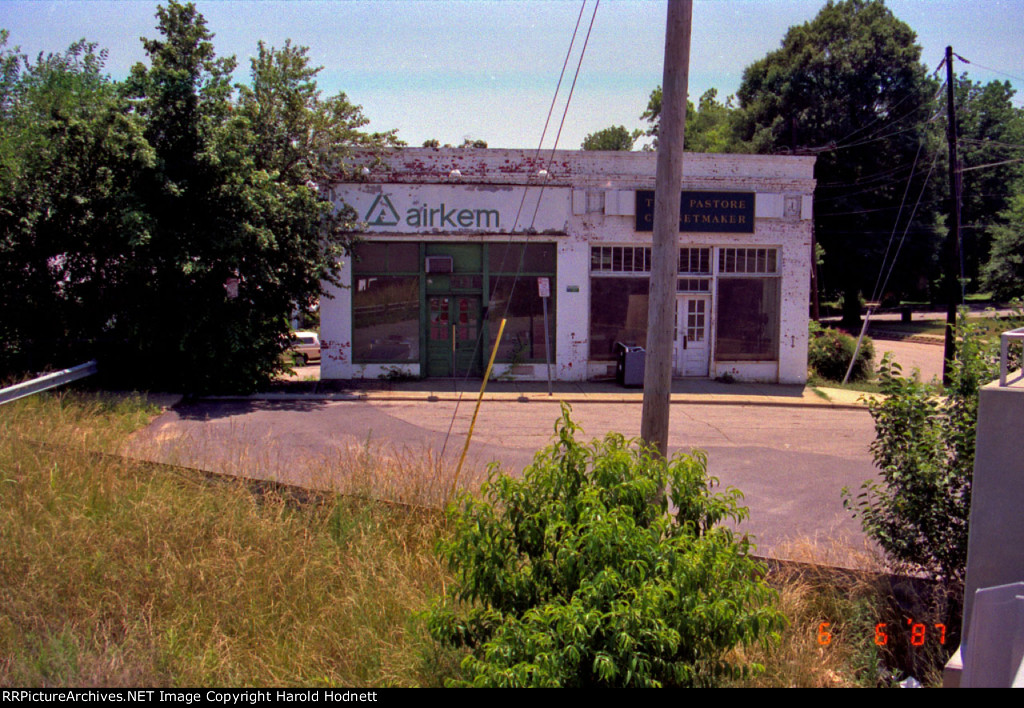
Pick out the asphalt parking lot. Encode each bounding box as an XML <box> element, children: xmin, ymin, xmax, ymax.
<box><xmin>130</xmin><ymin>339</ymin><xmax>949</xmax><ymax>567</ymax></box>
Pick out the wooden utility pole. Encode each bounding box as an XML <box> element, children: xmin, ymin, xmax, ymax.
<box><xmin>641</xmin><ymin>0</ymin><xmax>692</xmax><ymax>457</ymax></box>
<box><xmin>943</xmin><ymin>45</ymin><xmax>961</xmax><ymax>385</ymax></box>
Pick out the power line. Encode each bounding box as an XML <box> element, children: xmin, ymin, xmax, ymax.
<box><xmin>958</xmin><ymin>156</ymin><xmax>1024</xmax><ymax>174</ymax></box>
<box><xmin>954</xmin><ymin>55</ymin><xmax>1024</xmax><ymax>85</ymax></box>
<box><xmin>438</xmin><ymin>0</ymin><xmax>598</xmax><ymax>460</ymax></box>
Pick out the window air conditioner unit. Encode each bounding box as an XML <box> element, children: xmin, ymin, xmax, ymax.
<box><xmin>426</xmin><ymin>256</ymin><xmax>454</xmax><ymax>273</ymax></box>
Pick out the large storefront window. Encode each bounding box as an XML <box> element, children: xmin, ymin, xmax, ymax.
<box><xmin>590</xmin><ymin>278</ymin><xmax>649</xmax><ymax>361</ymax></box>
<box><xmin>488</xmin><ymin>243</ymin><xmax>556</xmax><ymax>363</ymax></box>
<box><xmin>353</xmin><ymin>276</ymin><xmax>420</xmax><ymax>362</ymax></box>
<box><xmin>715</xmin><ymin>278</ymin><xmax>780</xmax><ymax>360</ymax></box>
<box><xmin>487</xmin><ymin>277</ymin><xmax>554</xmax><ymax>363</ymax></box>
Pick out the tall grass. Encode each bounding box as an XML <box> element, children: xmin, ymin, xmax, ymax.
<box><xmin>0</xmin><ymin>392</ymin><xmax>452</xmax><ymax>686</ymax></box>
<box><xmin>2</xmin><ymin>392</ymin><xmax>950</xmax><ymax>687</ymax></box>
<box><xmin>728</xmin><ymin>538</ymin><xmax>953</xmax><ymax>688</ymax></box>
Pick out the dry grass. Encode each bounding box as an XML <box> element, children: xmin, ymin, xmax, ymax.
<box><xmin>728</xmin><ymin>536</ymin><xmax>954</xmax><ymax>688</ymax></box>
<box><xmin>2</xmin><ymin>392</ymin><xmax>956</xmax><ymax>688</ymax></box>
<box><xmin>0</xmin><ymin>392</ymin><xmax>458</xmax><ymax>686</ymax></box>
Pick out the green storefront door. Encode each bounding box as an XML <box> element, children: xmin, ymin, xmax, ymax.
<box><xmin>427</xmin><ymin>294</ymin><xmax>482</xmax><ymax>377</ymax></box>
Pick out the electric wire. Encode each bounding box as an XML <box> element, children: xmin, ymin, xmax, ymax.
<box><xmin>437</xmin><ymin>0</ymin><xmax>597</xmax><ymax>461</ymax></box>
<box><xmin>874</xmin><ymin>149</ymin><xmax>941</xmax><ymax>306</ymax></box>
<box><xmin>869</xmin><ymin>142</ymin><xmax>924</xmax><ymax>305</ymax></box>
<box><xmin>954</xmin><ymin>55</ymin><xmax>1024</xmax><ymax>85</ymax></box>
<box><xmin>957</xmin><ymin>156</ymin><xmax>1024</xmax><ymax>173</ymax></box>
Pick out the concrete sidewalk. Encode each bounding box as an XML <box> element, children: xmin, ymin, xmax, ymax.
<box><xmin>212</xmin><ymin>377</ymin><xmax>872</xmax><ymax>409</ymax></box>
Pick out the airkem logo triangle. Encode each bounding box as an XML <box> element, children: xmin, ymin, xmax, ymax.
<box><xmin>365</xmin><ymin>194</ymin><xmax>400</xmax><ymax>226</ymax></box>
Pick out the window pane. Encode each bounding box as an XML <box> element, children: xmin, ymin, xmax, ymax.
<box><xmin>353</xmin><ymin>276</ymin><xmax>420</xmax><ymax>362</ymax></box>
<box><xmin>489</xmin><ymin>243</ymin><xmax>555</xmax><ymax>273</ymax></box>
<box><xmin>715</xmin><ymin>278</ymin><xmax>780</xmax><ymax>361</ymax></box>
<box><xmin>389</xmin><ymin>243</ymin><xmax>420</xmax><ymax>272</ymax></box>
<box><xmin>589</xmin><ymin>277</ymin><xmax>649</xmax><ymax>361</ymax></box>
<box><xmin>487</xmin><ymin>277</ymin><xmax>554</xmax><ymax>363</ymax></box>
<box><xmin>352</xmin><ymin>243</ymin><xmax>388</xmax><ymax>274</ymax></box>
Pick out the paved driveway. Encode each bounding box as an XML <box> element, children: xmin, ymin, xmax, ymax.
<box><xmin>132</xmin><ymin>395</ymin><xmax>881</xmax><ymax>566</ymax></box>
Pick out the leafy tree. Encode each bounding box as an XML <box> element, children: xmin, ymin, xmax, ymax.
<box><xmin>954</xmin><ymin>77</ymin><xmax>1024</xmax><ymax>292</ymax></box>
<box><xmin>234</xmin><ymin>39</ymin><xmax>398</xmax><ymax>332</ymax></box>
<box><xmin>110</xmin><ymin>2</ymin><xmax>391</xmax><ymax>392</ymax></box>
<box><xmin>642</xmin><ymin>87</ymin><xmax>744</xmax><ymax>153</ymax></box>
<box><xmin>421</xmin><ymin>137</ymin><xmax>487</xmax><ymax>148</ymax></box>
<box><xmin>844</xmin><ymin>312</ymin><xmax>1020</xmax><ymax>592</ymax></box>
<box><xmin>735</xmin><ymin>0</ymin><xmax>938</xmax><ymax>326</ymax></box>
<box><xmin>428</xmin><ymin>405</ymin><xmax>785</xmax><ymax>688</ymax></box>
<box><xmin>982</xmin><ymin>183</ymin><xmax>1024</xmax><ymax>300</ymax></box>
<box><xmin>0</xmin><ymin>36</ymin><xmax>152</xmax><ymax>375</ymax></box>
<box><xmin>580</xmin><ymin>124</ymin><xmax>641</xmax><ymax>151</ymax></box>
<box><xmin>1</xmin><ymin>4</ymin><xmax>396</xmax><ymax>390</ymax></box>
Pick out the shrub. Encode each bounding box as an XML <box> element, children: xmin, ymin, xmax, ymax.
<box><xmin>427</xmin><ymin>405</ymin><xmax>786</xmax><ymax>687</ymax></box>
<box><xmin>808</xmin><ymin>322</ymin><xmax>874</xmax><ymax>382</ymax></box>
<box><xmin>843</xmin><ymin>312</ymin><xmax>1016</xmax><ymax>590</ymax></box>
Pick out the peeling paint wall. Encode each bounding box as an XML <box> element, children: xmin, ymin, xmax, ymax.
<box><xmin>322</xmin><ymin>148</ymin><xmax>815</xmax><ymax>384</ymax></box>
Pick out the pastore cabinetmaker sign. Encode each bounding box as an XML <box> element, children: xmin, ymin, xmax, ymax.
<box><xmin>338</xmin><ymin>184</ymin><xmax>570</xmax><ymax>234</ymax></box>
<box><xmin>635</xmin><ymin>190</ymin><xmax>755</xmax><ymax>233</ymax></box>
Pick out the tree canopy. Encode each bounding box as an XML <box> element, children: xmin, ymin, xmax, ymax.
<box><xmin>954</xmin><ymin>76</ymin><xmax>1024</xmax><ymax>292</ymax></box>
<box><xmin>641</xmin><ymin>87</ymin><xmax>744</xmax><ymax>154</ymax></box>
<box><xmin>580</xmin><ymin>124</ymin><xmax>641</xmax><ymax>151</ymax></box>
<box><xmin>735</xmin><ymin>0</ymin><xmax>938</xmax><ymax>324</ymax></box>
<box><xmin>0</xmin><ymin>2</ymin><xmax>396</xmax><ymax>391</ymax></box>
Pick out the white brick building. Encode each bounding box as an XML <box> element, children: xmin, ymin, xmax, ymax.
<box><xmin>320</xmin><ymin>148</ymin><xmax>816</xmax><ymax>383</ymax></box>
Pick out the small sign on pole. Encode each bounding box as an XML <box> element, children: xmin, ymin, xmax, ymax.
<box><xmin>538</xmin><ymin>278</ymin><xmax>552</xmax><ymax>395</ymax></box>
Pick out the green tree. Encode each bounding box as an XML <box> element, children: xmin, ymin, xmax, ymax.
<box><xmin>844</xmin><ymin>312</ymin><xmax>1020</xmax><ymax>594</ymax></box>
<box><xmin>982</xmin><ymin>183</ymin><xmax>1024</xmax><ymax>300</ymax></box>
<box><xmin>428</xmin><ymin>405</ymin><xmax>785</xmax><ymax>688</ymax></box>
<box><xmin>109</xmin><ymin>2</ymin><xmax>393</xmax><ymax>392</ymax></box>
<box><xmin>955</xmin><ymin>77</ymin><xmax>1024</xmax><ymax>292</ymax></box>
<box><xmin>642</xmin><ymin>87</ymin><xmax>744</xmax><ymax>153</ymax></box>
<box><xmin>580</xmin><ymin>124</ymin><xmax>641</xmax><ymax>151</ymax></box>
<box><xmin>735</xmin><ymin>0</ymin><xmax>938</xmax><ymax>325</ymax></box>
<box><xmin>421</xmin><ymin>137</ymin><xmax>487</xmax><ymax>148</ymax></box>
<box><xmin>235</xmin><ymin>39</ymin><xmax>398</xmax><ymax>329</ymax></box>
<box><xmin>0</xmin><ymin>35</ymin><xmax>152</xmax><ymax>375</ymax></box>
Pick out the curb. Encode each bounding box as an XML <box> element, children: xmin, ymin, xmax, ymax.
<box><xmin>200</xmin><ymin>389</ymin><xmax>870</xmax><ymax>411</ymax></box>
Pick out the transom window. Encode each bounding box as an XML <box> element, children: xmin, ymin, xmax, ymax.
<box><xmin>591</xmin><ymin>246</ymin><xmax>651</xmax><ymax>273</ymax></box>
<box><xmin>679</xmin><ymin>248</ymin><xmax>711</xmax><ymax>274</ymax></box>
<box><xmin>677</xmin><ymin>278</ymin><xmax>710</xmax><ymax>292</ymax></box>
<box><xmin>591</xmin><ymin>246</ymin><xmax>713</xmax><ymax>275</ymax></box>
<box><xmin>719</xmin><ymin>247</ymin><xmax>778</xmax><ymax>274</ymax></box>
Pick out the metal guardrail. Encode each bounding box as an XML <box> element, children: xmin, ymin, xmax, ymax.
<box><xmin>0</xmin><ymin>360</ymin><xmax>98</xmax><ymax>406</ymax></box>
<box><xmin>1000</xmin><ymin>328</ymin><xmax>1024</xmax><ymax>387</ymax></box>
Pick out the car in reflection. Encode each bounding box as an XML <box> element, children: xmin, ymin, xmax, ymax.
<box><xmin>288</xmin><ymin>331</ymin><xmax>321</xmax><ymax>366</ymax></box>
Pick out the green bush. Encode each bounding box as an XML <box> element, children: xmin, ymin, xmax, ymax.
<box><xmin>427</xmin><ymin>405</ymin><xmax>786</xmax><ymax>687</ymax></box>
<box><xmin>808</xmin><ymin>322</ymin><xmax>874</xmax><ymax>382</ymax></box>
<box><xmin>843</xmin><ymin>312</ymin><xmax>1013</xmax><ymax>588</ymax></box>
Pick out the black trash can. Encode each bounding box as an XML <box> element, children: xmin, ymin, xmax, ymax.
<box><xmin>615</xmin><ymin>341</ymin><xmax>646</xmax><ymax>387</ymax></box>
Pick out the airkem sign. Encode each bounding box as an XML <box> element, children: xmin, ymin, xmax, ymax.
<box><xmin>342</xmin><ymin>184</ymin><xmax>570</xmax><ymax>234</ymax></box>
<box><xmin>365</xmin><ymin>193</ymin><xmax>501</xmax><ymax>229</ymax></box>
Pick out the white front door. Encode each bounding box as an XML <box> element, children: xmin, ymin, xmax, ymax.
<box><xmin>675</xmin><ymin>295</ymin><xmax>710</xmax><ymax>377</ymax></box>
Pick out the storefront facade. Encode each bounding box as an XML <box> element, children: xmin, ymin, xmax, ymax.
<box><xmin>321</xmin><ymin>148</ymin><xmax>815</xmax><ymax>384</ymax></box>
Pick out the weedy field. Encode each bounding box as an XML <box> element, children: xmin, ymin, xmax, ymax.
<box><xmin>0</xmin><ymin>392</ymin><xmax>948</xmax><ymax>687</ymax></box>
<box><xmin>0</xmin><ymin>392</ymin><xmax>455</xmax><ymax>686</ymax></box>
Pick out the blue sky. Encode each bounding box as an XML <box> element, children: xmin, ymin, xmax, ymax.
<box><xmin>3</xmin><ymin>1</ymin><xmax>1023</xmax><ymax>148</ymax></box>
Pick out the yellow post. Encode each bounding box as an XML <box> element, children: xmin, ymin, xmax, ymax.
<box><xmin>449</xmin><ymin>318</ymin><xmax>506</xmax><ymax>504</ymax></box>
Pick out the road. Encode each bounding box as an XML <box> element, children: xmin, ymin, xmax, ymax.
<box><xmin>132</xmin><ymin>396</ymin><xmax>881</xmax><ymax>565</ymax></box>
